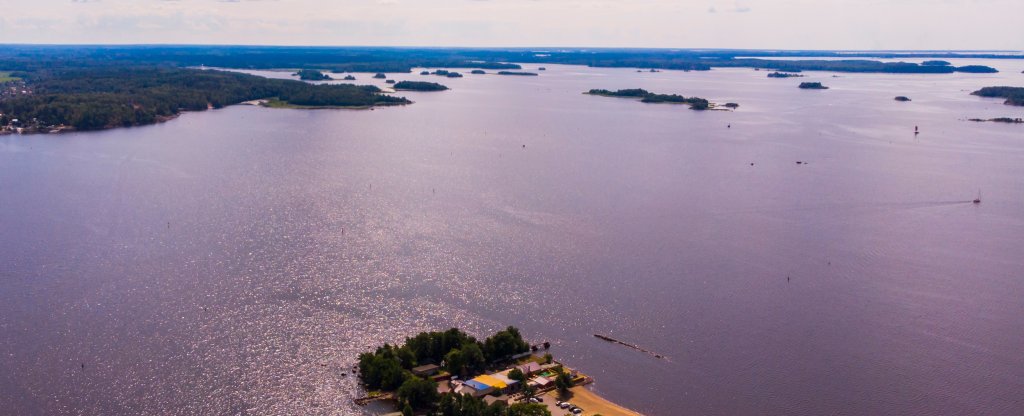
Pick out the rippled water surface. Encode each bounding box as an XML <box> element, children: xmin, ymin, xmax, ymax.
<box><xmin>2</xmin><ymin>61</ymin><xmax>1024</xmax><ymax>415</ymax></box>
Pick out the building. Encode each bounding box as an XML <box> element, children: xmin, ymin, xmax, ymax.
<box><xmin>412</xmin><ymin>364</ymin><xmax>440</xmax><ymax>377</ymax></box>
<box><xmin>455</xmin><ymin>379</ymin><xmax>494</xmax><ymax>397</ymax></box>
<box><xmin>515</xmin><ymin>362</ymin><xmax>541</xmax><ymax>376</ymax></box>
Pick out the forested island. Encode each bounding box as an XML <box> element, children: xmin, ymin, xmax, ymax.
<box><xmin>895</xmin><ymin>96</ymin><xmax>912</xmax><ymax>102</ymax></box>
<box><xmin>0</xmin><ymin>67</ymin><xmax>408</xmax><ymax>132</ymax></box>
<box><xmin>799</xmin><ymin>82</ymin><xmax>829</xmax><ymax>89</ymax></box>
<box><xmin>586</xmin><ymin>88</ymin><xmax>711</xmax><ymax>110</ymax></box>
<box><xmin>496</xmin><ymin>71</ymin><xmax>538</xmax><ymax>76</ymax></box>
<box><xmin>295</xmin><ymin>69</ymin><xmax>332</xmax><ymax>81</ymax></box>
<box><xmin>471</xmin><ymin>70</ymin><xmax>486</xmax><ymax>74</ymax></box>
<box><xmin>393</xmin><ymin>81</ymin><xmax>449</xmax><ymax>91</ymax></box>
<box><xmin>767</xmin><ymin>72</ymin><xmax>804</xmax><ymax>78</ymax></box>
<box><xmin>972</xmin><ymin>87</ymin><xmax>1024</xmax><ymax>106</ymax></box>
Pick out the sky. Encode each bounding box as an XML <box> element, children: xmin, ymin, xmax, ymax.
<box><xmin>0</xmin><ymin>0</ymin><xmax>1022</xmax><ymax>50</ymax></box>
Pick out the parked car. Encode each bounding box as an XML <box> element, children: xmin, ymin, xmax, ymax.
<box><xmin>528</xmin><ymin>397</ymin><xmax>540</xmax><ymax>403</ymax></box>
<box><xmin>559</xmin><ymin>402</ymin><xmax>571</xmax><ymax>409</ymax></box>
<box><xmin>571</xmin><ymin>407</ymin><xmax>583</xmax><ymax>414</ymax></box>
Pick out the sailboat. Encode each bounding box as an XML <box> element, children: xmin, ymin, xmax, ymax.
<box><xmin>973</xmin><ymin>190</ymin><xmax>981</xmax><ymax>204</ymax></box>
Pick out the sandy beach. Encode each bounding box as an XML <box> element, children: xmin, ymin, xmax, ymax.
<box><xmin>542</xmin><ymin>386</ymin><xmax>643</xmax><ymax>416</ymax></box>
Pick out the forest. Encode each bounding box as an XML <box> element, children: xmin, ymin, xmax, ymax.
<box><xmin>0</xmin><ymin>67</ymin><xmax>407</xmax><ymax>130</ymax></box>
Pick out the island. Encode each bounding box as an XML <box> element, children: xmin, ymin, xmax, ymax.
<box><xmin>354</xmin><ymin>327</ymin><xmax>640</xmax><ymax>416</ymax></box>
<box><xmin>724</xmin><ymin>102</ymin><xmax>740</xmax><ymax>109</ymax></box>
<box><xmin>373</xmin><ymin>73</ymin><xmax>387</xmax><ymax>79</ymax></box>
<box><xmin>386</xmin><ymin>79</ymin><xmax>396</xmax><ymax>84</ymax></box>
<box><xmin>895</xmin><ymin>96</ymin><xmax>912</xmax><ymax>102</ymax></box>
<box><xmin>393</xmin><ymin>81</ymin><xmax>449</xmax><ymax>91</ymax></box>
<box><xmin>921</xmin><ymin>60</ymin><xmax>952</xmax><ymax>66</ymax></box>
<box><xmin>968</xmin><ymin>117</ymin><xmax>1023</xmax><ymax>124</ymax></box>
<box><xmin>538</xmin><ymin>67</ymin><xmax>546</xmax><ymax>71</ymax></box>
<box><xmin>799</xmin><ymin>82</ymin><xmax>829</xmax><ymax>89</ymax></box>
<box><xmin>971</xmin><ymin>86</ymin><xmax>1024</xmax><ymax>106</ymax></box>
<box><xmin>497</xmin><ymin>71</ymin><xmax>539</xmax><ymax>76</ymax></box>
<box><xmin>295</xmin><ymin>69</ymin><xmax>332</xmax><ymax>81</ymax></box>
<box><xmin>344</xmin><ymin>75</ymin><xmax>357</xmax><ymax>80</ymax></box>
<box><xmin>0</xmin><ymin>67</ymin><xmax>409</xmax><ymax>133</ymax></box>
<box><xmin>420</xmin><ymin>71</ymin><xmax>431</xmax><ymax>75</ymax></box>
<box><xmin>767</xmin><ymin>71</ymin><xmax>804</xmax><ymax>78</ymax></box>
<box><xmin>425</xmin><ymin>69</ymin><xmax>463</xmax><ymax>78</ymax></box>
<box><xmin>471</xmin><ymin>70</ymin><xmax>486</xmax><ymax>75</ymax></box>
<box><xmin>586</xmin><ymin>88</ymin><xmax>712</xmax><ymax>110</ymax></box>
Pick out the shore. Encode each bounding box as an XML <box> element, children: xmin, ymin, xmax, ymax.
<box><xmin>542</xmin><ymin>386</ymin><xmax>643</xmax><ymax>416</ymax></box>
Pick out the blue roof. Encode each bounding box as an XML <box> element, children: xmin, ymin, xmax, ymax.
<box><xmin>464</xmin><ymin>380</ymin><xmax>491</xmax><ymax>391</ymax></box>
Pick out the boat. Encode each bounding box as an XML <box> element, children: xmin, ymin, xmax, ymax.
<box><xmin>973</xmin><ymin>190</ymin><xmax>981</xmax><ymax>204</ymax></box>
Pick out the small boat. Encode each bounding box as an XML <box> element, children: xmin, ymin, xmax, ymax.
<box><xmin>973</xmin><ymin>190</ymin><xmax>981</xmax><ymax>204</ymax></box>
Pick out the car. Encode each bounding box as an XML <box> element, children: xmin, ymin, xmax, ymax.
<box><xmin>559</xmin><ymin>402</ymin><xmax>571</xmax><ymax>409</ymax></box>
<box><xmin>534</xmin><ymin>396</ymin><xmax>543</xmax><ymax>402</ymax></box>
<box><xmin>528</xmin><ymin>397</ymin><xmax>540</xmax><ymax>403</ymax></box>
<box><xmin>571</xmin><ymin>408</ymin><xmax>583</xmax><ymax>414</ymax></box>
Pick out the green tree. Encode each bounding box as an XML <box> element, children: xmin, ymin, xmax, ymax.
<box><xmin>397</xmin><ymin>377</ymin><xmax>439</xmax><ymax>410</ymax></box>
<box><xmin>506</xmin><ymin>403</ymin><xmax>551</xmax><ymax>416</ymax></box>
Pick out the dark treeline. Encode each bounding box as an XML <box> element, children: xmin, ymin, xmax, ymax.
<box><xmin>0</xmin><ymin>45</ymin><xmax>521</xmax><ymax>73</ymax></box>
<box><xmin>393</xmin><ymin>81</ymin><xmax>449</xmax><ymax>91</ymax></box>
<box><xmin>972</xmin><ymin>87</ymin><xmax>1024</xmax><ymax>106</ymax></box>
<box><xmin>358</xmin><ymin>327</ymin><xmax>530</xmax><ymax>391</ymax></box>
<box><xmin>0</xmin><ymin>46</ymin><xmax>1005</xmax><ymax>75</ymax></box>
<box><xmin>433</xmin><ymin>393</ymin><xmax>550</xmax><ymax>416</ymax></box>
<box><xmin>587</xmin><ymin>88</ymin><xmax>711</xmax><ymax>110</ymax></box>
<box><xmin>495</xmin><ymin>71</ymin><xmax>539</xmax><ymax>76</ymax></box>
<box><xmin>0</xmin><ymin>67</ymin><xmax>407</xmax><ymax>130</ymax></box>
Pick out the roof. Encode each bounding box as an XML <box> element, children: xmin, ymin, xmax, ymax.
<box><xmin>516</xmin><ymin>362</ymin><xmax>541</xmax><ymax>374</ymax></box>
<box><xmin>491</xmin><ymin>372</ymin><xmax>518</xmax><ymax>386</ymax></box>
<box><xmin>464</xmin><ymin>379</ymin><xmax>492</xmax><ymax>391</ymax></box>
<box><xmin>472</xmin><ymin>374</ymin><xmax>508</xmax><ymax>389</ymax></box>
<box><xmin>412</xmin><ymin>364</ymin><xmax>440</xmax><ymax>372</ymax></box>
<box><xmin>530</xmin><ymin>376</ymin><xmax>552</xmax><ymax>386</ymax></box>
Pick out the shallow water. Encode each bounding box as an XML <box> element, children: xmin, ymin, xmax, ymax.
<box><xmin>2</xmin><ymin>60</ymin><xmax>1023</xmax><ymax>415</ymax></box>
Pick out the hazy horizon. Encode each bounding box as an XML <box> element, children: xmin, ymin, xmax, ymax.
<box><xmin>2</xmin><ymin>0</ymin><xmax>1022</xmax><ymax>50</ymax></box>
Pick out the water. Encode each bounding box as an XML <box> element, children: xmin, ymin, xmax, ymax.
<box><xmin>2</xmin><ymin>60</ymin><xmax>1023</xmax><ymax>415</ymax></box>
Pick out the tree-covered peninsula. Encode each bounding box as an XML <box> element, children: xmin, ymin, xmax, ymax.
<box><xmin>971</xmin><ymin>86</ymin><xmax>1024</xmax><ymax>106</ymax></box>
<box><xmin>393</xmin><ymin>81</ymin><xmax>449</xmax><ymax>91</ymax></box>
<box><xmin>496</xmin><ymin>71</ymin><xmax>538</xmax><ymax>76</ymax></box>
<box><xmin>356</xmin><ymin>327</ymin><xmax>552</xmax><ymax>415</ymax></box>
<box><xmin>586</xmin><ymin>88</ymin><xmax>711</xmax><ymax>110</ymax></box>
<box><xmin>0</xmin><ymin>67</ymin><xmax>409</xmax><ymax>132</ymax></box>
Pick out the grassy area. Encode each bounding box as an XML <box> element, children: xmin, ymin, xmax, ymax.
<box><xmin>0</xmin><ymin>71</ymin><xmax>21</xmax><ymax>83</ymax></box>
